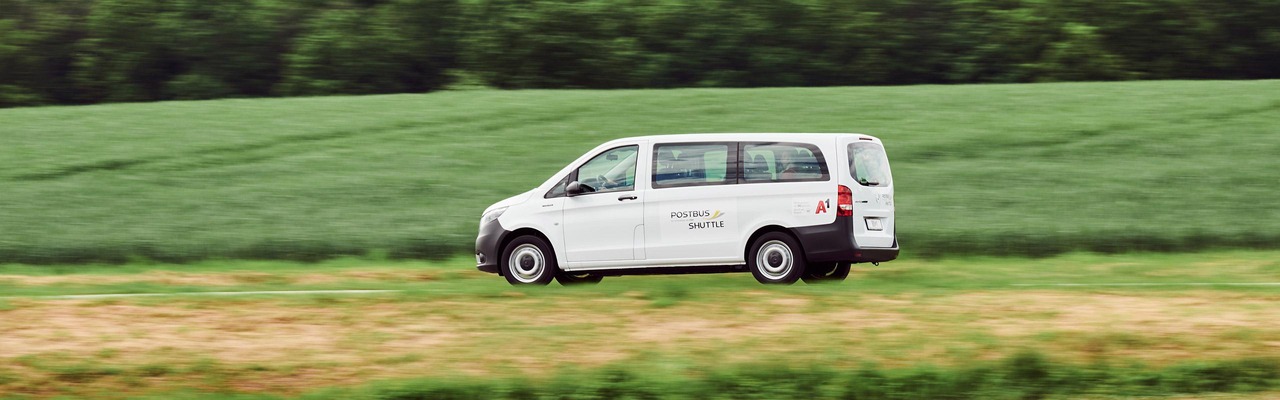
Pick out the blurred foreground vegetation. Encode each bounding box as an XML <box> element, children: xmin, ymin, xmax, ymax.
<box><xmin>128</xmin><ymin>355</ymin><xmax>1280</xmax><ymax>399</ymax></box>
<box><xmin>1</xmin><ymin>80</ymin><xmax>1277</xmax><ymax>264</ymax></box>
<box><xmin>1</xmin><ymin>251</ymin><xmax>1279</xmax><ymax>398</ymax></box>
<box><xmin>3</xmin><ymin>0</ymin><xmax>1280</xmax><ymax>107</ymax></box>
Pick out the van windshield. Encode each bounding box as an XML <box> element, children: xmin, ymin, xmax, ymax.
<box><xmin>848</xmin><ymin>142</ymin><xmax>892</xmax><ymax>186</ymax></box>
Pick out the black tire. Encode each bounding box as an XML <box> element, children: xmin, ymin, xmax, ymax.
<box><xmin>502</xmin><ymin>236</ymin><xmax>556</xmax><ymax>285</ymax></box>
<box><xmin>748</xmin><ymin>232</ymin><xmax>806</xmax><ymax>284</ymax></box>
<box><xmin>556</xmin><ymin>271</ymin><xmax>604</xmax><ymax>286</ymax></box>
<box><xmin>802</xmin><ymin>262</ymin><xmax>851</xmax><ymax>284</ymax></box>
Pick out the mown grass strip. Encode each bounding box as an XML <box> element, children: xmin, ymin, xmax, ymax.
<box><xmin>2</xmin><ymin>289</ymin><xmax>402</xmax><ymax>300</ymax></box>
<box><xmin>2</xmin><ymin>250</ymin><xmax>1278</xmax><ymax>299</ymax></box>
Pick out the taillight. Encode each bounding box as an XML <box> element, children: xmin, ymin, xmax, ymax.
<box><xmin>837</xmin><ymin>185</ymin><xmax>853</xmax><ymax>217</ymax></box>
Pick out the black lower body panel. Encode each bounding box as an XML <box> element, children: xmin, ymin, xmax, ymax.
<box><xmin>792</xmin><ymin>218</ymin><xmax>898</xmax><ymax>263</ymax></box>
<box><xmin>475</xmin><ymin>220</ymin><xmax>507</xmax><ymax>274</ymax></box>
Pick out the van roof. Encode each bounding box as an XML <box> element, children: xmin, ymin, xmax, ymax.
<box><xmin>602</xmin><ymin>133</ymin><xmax>880</xmax><ymax>145</ymax></box>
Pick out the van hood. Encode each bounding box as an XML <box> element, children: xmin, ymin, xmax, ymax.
<box><xmin>483</xmin><ymin>189</ymin><xmax>535</xmax><ymax>214</ymax></box>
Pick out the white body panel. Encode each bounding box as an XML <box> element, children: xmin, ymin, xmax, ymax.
<box><xmin>561</xmin><ymin>140</ymin><xmax>649</xmax><ymax>262</ymax></box>
<box><xmin>487</xmin><ymin>133</ymin><xmax>895</xmax><ymax>272</ymax></box>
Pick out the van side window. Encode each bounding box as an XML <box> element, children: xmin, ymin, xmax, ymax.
<box><xmin>742</xmin><ymin>142</ymin><xmax>829</xmax><ymax>183</ymax></box>
<box><xmin>575</xmin><ymin>145</ymin><xmax>638</xmax><ymax>194</ymax></box>
<box><xmin>653</xmin><ymin>143</ymin><xmax>734</xmax><ymax>188</ymax></box>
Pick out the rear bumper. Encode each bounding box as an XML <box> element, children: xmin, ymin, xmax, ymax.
<box><xmin>475</xmin><ymin>220</ymin><xmax>507</xmax><ymax>274</ymax></box>
<box><xmin>792</xmin><ymin>218</ymin><xmax>898</xmax><ymax>263</ymax></box>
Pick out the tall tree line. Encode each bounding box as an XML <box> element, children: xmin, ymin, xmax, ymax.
<box><xmin>2</xmin><ymin>0</ymin><xmax>1278</xmax><ymax>107</ymax></box>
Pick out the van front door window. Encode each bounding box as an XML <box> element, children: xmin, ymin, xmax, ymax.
<box><xmin>576</xmin><ymin>146</ymin><xmax>638</xmax><ymax>193</ymax></box>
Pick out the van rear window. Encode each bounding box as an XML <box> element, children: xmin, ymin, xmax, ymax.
<box><xmin>848</xmin><ymin>142</ymin><xmax>892</xmax><ymax>186</ymax></box>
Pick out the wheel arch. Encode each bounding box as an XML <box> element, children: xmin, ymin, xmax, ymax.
<box><xmin>743</xmin><ymin>225</ymin><xmax>803</xmax><ymax>261</ymax></box>
<box><xmin>498</xmin><ymin>227</ymin><xmax>555</xmax><ymax>277</ymax></box>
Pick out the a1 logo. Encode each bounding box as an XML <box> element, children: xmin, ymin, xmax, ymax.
<box><xmin>815</xmin><ymin>199</ymin><xmax>830</xmax><ymax>214</ymax></box>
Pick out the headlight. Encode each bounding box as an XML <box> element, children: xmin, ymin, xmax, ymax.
<box><xmin>481</xmin><ymin>207</ymin><xmax>507</xmax><ymax>225</ymax></box>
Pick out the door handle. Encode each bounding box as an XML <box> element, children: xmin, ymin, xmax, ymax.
<box><xmin>618</xmin><ymin>195</ymin><xmax>638</xmax><ymax>201</ymax></box>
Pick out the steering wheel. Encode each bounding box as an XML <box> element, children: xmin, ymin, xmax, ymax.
<box><xmin>596</xmin><ymin>174</ymin><xmax>617</xmax><ymax>189</ymax></box>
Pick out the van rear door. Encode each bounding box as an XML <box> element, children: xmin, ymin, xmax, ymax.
<box><xmin>840</xmin><ymin>137</ymin><xmax>896</xmax><ymax>248</ymax></box>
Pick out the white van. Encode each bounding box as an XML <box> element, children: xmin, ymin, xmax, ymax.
<box><xmin>475</xmin><ymin>133</ymin><xmax>897</xmax><ymax>285</ymax></box>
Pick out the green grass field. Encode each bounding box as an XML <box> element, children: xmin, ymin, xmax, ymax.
<box><xmin>1</xmin><ymin>251</ymin><xmax>1278</xmax><ymax>399</ymax></box>
<box><xmin>1</xmin><ymin>80</ymin><xmax>1277</xmax><ymax>264</ymax></box>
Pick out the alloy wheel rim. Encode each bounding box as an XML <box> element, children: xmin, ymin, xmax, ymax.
<box><xmin>756</xmin><ymin>240</ymin><xmax>793</xmax><ymax>280</ymax></box>
<box><xmin>509</xmin><ymin>244</ymin><xmax>545</xmax><ymax>283</ymax></box>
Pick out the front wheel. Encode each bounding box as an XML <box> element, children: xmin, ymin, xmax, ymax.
<box><xmin>748</xmin><ymin>232</ymin><xmax>806</xmax><ymax>285</ymax></box>
<box><xmin>502</xmin><ymin>236</ymin><xmax>556</xmax><ymax>285</ymax></box>
<box><xmin>802</xmin><ymin>262</ymin><xmax>850</xmax><ymax>283</ymax></box>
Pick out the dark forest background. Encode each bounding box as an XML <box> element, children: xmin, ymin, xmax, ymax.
<box><xmin>3</xmin><ymin>0</ymin><xmax>1279</xmax><ymax>107</ymax></box>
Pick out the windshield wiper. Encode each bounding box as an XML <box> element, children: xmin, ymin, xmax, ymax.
<box><xmin>858</xmin><ymin>178</ymin><xmax>880</xmax><ymax>186</ymax></box>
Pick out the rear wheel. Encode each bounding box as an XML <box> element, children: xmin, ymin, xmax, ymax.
<box><xmin>748</xmin><ymin>232</ymin><xmax>806</xmax><ymax>284</ymax></box>
<box><xmin>802</xmin><ymin>262</ymin><xmax>851</xmax><ymax>283</ymax></box>
<box><xmin>556</xmin><ymin>271</ymin><xmax>603</xmax><ymax>285</ymax></box>
<box><xmin>502</xmin><ymin>236</ymin><xmax>556</xmax><ymax>285</ymax></box>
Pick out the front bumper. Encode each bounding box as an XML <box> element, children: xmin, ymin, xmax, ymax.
<box><xmin>475</xmin><ymin>220</ymin><xmax>506</xmax><ymax>274</ymax></box>
<box><xmin>792</xmin><ymin>217</ymin><xmax>898</xmax><ymax>263</ymax></box>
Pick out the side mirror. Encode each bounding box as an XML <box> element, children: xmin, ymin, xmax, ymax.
<box><xmin>566</xmin><ymin>181</ymin><xmax>586</xmax><ymax>196</ymax></box>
